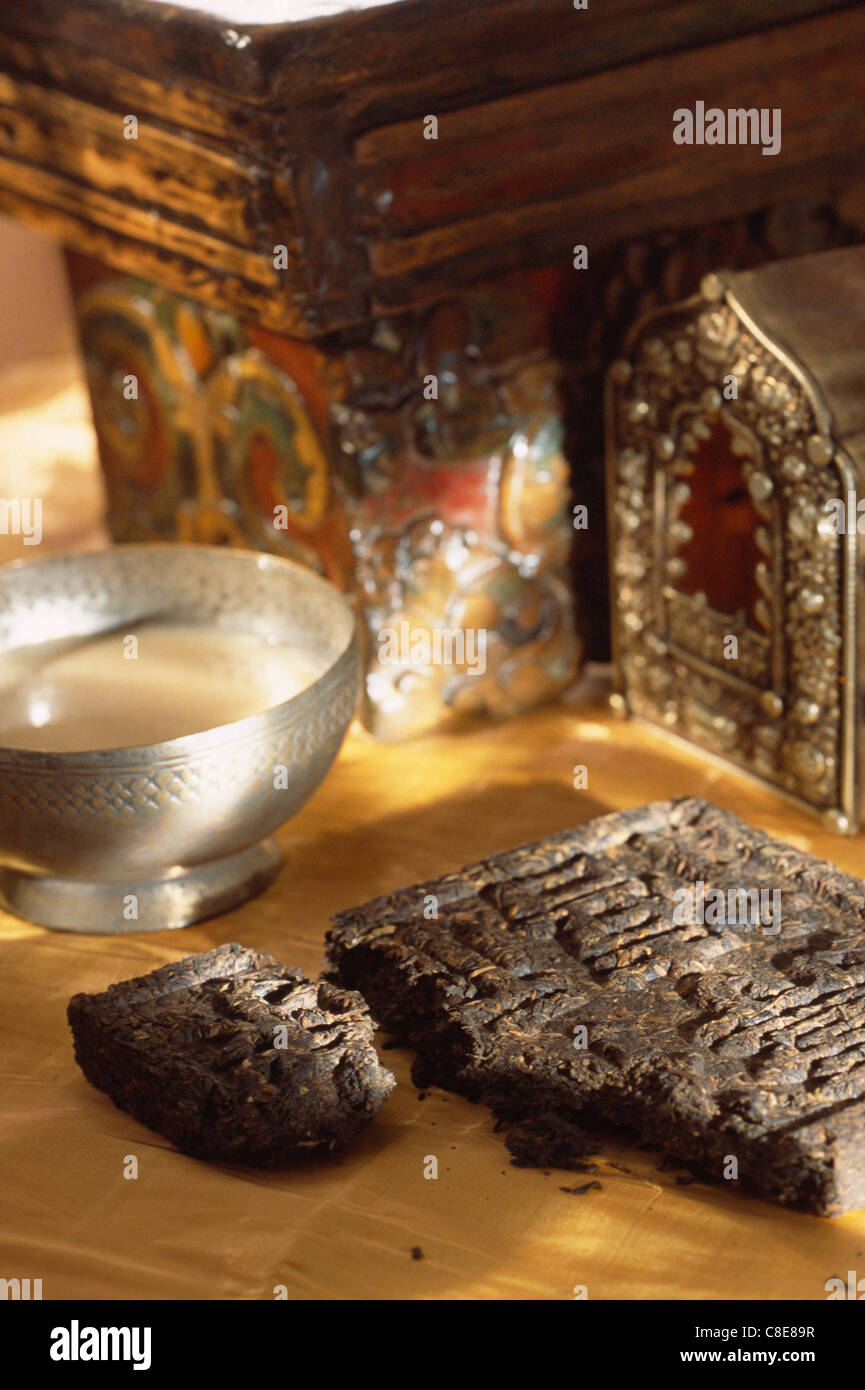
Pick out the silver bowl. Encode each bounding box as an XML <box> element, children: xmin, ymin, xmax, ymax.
<box><xmin>0</xmin><ymin>545</ymin><xmax>359</xmax><ymax>932</ymax></box>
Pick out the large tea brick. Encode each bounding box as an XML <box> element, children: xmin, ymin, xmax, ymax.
<box><xmin>327</xmin><ymin>798</ymin><xmax>865</xmax><ymax>1214</ymax></box>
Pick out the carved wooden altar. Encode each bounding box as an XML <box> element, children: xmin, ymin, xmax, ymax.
<box><xmin>2</xmin><ymin>0</ymin><xmax>865</xmax><ymax>735</ymax></box>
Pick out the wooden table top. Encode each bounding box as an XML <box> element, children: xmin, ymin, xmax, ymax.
<box><xmin>3</xmin><ymin>685</ymin><xmax>864</xmax><ymax>1300</ymax></box>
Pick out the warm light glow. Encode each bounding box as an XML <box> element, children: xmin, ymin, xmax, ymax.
<box><xmin>157</xmin><ymin>0</ymin><xmax>403</xmax><ymax>24</ymax></box>
<box><xmin>573</xmin><ymin>721</ymin><xmax>611</xmax><ymax>741</ymax></box>
<box><xmin>26</xmin><ymin>696</ymin><xmax>52</xmax><ymax>729</ymax></box>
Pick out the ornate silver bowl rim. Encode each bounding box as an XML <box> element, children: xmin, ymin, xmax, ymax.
<box><xmin>0</xmin><ymin>543</ymin><xmax>357</xmax><ymax>771</ymax></box>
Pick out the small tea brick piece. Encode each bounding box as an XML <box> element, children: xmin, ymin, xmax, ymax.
<box><xmin>326</xmin><ymin>797</ymin><xmax>865</xmax><ymax>1215</ymax></box>
<box><xmin>68</xmin><ymin>943</ymin><xmax>395</xmax><ymax>1163</ymax></box>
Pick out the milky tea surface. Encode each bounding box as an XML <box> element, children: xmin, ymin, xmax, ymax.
<box><xmin>0</xmin><ymin>622</ymin><xmax>327</xmax><ymax>752</ymax></box>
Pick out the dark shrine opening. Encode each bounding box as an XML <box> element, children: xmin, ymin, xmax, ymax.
<box><xmin>670</xmin><ymin>418</ymin><xmax>763</xmax><ymax>628</ymax></box>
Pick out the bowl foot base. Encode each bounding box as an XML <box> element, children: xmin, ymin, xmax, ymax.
<box><xmin>0</xmin><ymin>838</ymin><xmax>284</xmax><ymax>933</ymax></box>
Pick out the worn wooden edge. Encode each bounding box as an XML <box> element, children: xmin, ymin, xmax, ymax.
<box><xmin>1</xmin><ymin>1</ymin><xmax>863</xmax><ymax>334</ymax></box>
<box><xmin>1</xmin><ymin>0</ymin><xmax>859</xmax><ymax>111</ymax></box>
<box><xmin>0</xmin><ymin>184</ymin><xmax>318</xmax><ymax>334</ymax></box>
<box><xmin>355</xmin><ymin>7</ymin><xmax>865</xmax><ymax>232</ymax></box>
